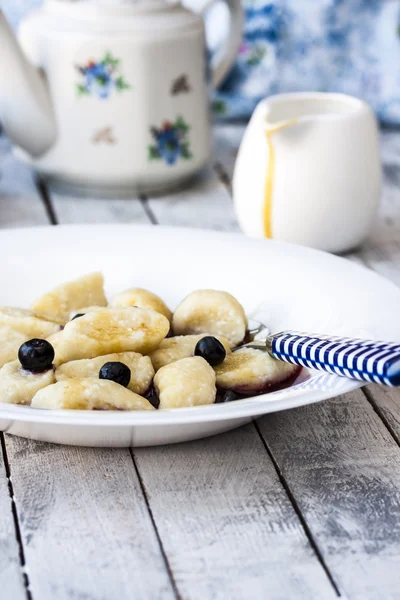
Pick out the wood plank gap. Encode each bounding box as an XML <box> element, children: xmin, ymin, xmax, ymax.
<box><xmin>139</xmin><ymin>195</ymin><xmax>159</xmax><ymax>225</ymax></box>
<box><xmin>213</xmin><ymin>162</ymin><xmax>232</xmax><ymax>196</ymax></box>
<box><xmin>0</xmin><ymin>434</ymin><xmax>32</xmax><ymax>600</ymax></box>
<box><xmin>362</xmin><ymin>387</ymin><xmax>400</xmax><ymax>448</ymax></box>
<box><xmin>252</xmin><ymin>420</ymin><xmax>342</xmax><ymax>597</ymax></box>
<box><xmin>129</xmin><ymin>448</ymin><xmax>181</xmax><ymax>600</ymax></box>
<box><xmin>35</xmin><ymin>177</ymin><xmax>58</xmax><ymax>225</ymax></box>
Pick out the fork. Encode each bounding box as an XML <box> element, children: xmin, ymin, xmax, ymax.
<box><xmin>241</xmin><ymin>324</ymin><xmax>400</xmax><ymax>387</ymax></box>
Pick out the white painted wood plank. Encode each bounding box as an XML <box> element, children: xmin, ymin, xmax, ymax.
<box><xmin>6</xmin><ymin>436</ymin><xmax>174</xmax><ymax>600</ymax></box>
<box><xmin>365</xmin><ymin>386</ymin><xmax>400</xmax><ymax>443</ymax></box>
<box><xmin>0</xmin><ymin>138</ymin><xmax>49</xmax><ymax>228</ymax></box>
<box><xmin>50</xmin><ymin>191</ymin><xmax>150</xmax><ymax>225</ymax></box>
<box><xmin>356</xmin><ymin>131</ymin><xmax>400</xmax><ymax>285</ymax></box>
<box><xmin>347</xmin><ymin>129</ymin><xmax>400</xmax><ymax>511</ymax></box>
<box><xmin>134</xmin><ymin>424</ymin><xmax>337</xmax><ymax>600</ymax></box>
<box><xmin>146</xmin><ymin>167</ymin><xmax>239</xmax><ymax>231</ymax></box>
<box><xmin>258</xmin><ymin>390</ymin><xmax>400</xmax><ymax>600</ymax></box>
<box><xmin>0</xmin><ymin>442</ymin><xmax>26</xmax><ymax>600</ymax></box>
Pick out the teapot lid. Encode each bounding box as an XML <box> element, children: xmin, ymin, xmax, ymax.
<box><xmin>96</xmin><ymin>0</ymin><xmax>180</xmax><ymax>11</ymax></box>
<box><xmin>41</xmin><ymin>0</ymin><xmax>203</xmax><ymax>32</ymax></box>
<box><xmin>47</xmin><ymin>0</ymin><xmax>183</xmax><ymax>15</ymax></box>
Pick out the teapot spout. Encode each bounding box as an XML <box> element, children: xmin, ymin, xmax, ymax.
<box><xmin>0</xmin><ymin>12</ymin><xmax>56</xmax><ymax>157</ymax></box>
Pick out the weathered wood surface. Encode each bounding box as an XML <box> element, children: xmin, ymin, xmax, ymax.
<box><xmin>0</xmin><ymin>124</ymin><xmax>400</xmax><ymax>600</ymax></box>
<box><xmin>134</xmin><ymin>424</ymin><xmax>337</xmax><ymax>600</ymax></box>
<box><xmin>0</xmin><ymin>139</ymin><xmax>42</xmax><ymax>600</ymax></box>
<box><xmin>258</xmin><ymin>391</ymin><xmax>400</xmax><ymax>600</ymax></box>
<box><xmin>357</xmin><ymin>130</ymin><xmax>400</xmax><ymax>286</ymax></box>
<box><xmin>50</xmin><ymin>191</ymin><xmax>149</xmax><ymax>225</ymax></box>
<box><xmin>146</xmin><ymin>166</ymin><xmax>239</xmax><ymax>231</ymax></box>
<box><xmin>0</xmin><ymin>438</ymin><xmax>26</xmax><ymax>600</ymax></box>
<box><xmin>0</xmin><ymin>139</ymin><xmax>48</xmax><ymax>228</ymax></box>
<box><xmin>366</xmin><ymin>385</ymin><xmax>400</xmax><ymax>444</ymax></box>
<box><xmin>6</xmin><ymin>437</ymin><xmax>175</xmax><ymax>600</ymax></box>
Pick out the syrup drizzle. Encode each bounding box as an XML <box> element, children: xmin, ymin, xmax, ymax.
<box><xmin>263</xmin><ymin>119</ymin><xmax>297</xmax><ymax>238</ymax></box>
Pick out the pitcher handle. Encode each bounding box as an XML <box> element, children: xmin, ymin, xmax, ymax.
<box><xmin>199</xmin><ymin>0</ymin><xmax>243</xmax><ymax>89</ymax></box>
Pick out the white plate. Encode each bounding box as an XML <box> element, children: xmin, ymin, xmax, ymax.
<box><xmin>0</xmin><ymin>224</ymin><xmax>399</xmax><ymax>447</ymax></box>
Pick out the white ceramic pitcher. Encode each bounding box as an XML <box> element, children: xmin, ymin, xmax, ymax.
<box><xmin>0</xmin><ymin>0</ymin><xmax>242</xmax><ymax>195</ymax></box>
<box><xmin>233</xmin><ymin>93</ymin><xmax>381</xmax><ymax>253</ymax></box>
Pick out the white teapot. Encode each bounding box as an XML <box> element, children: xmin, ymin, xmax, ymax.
<box><xmin>0</xmin><ymin>0</ymin><xmax>242</xmax><ymax>195</ymax></box>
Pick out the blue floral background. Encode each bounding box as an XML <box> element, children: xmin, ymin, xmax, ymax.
<box><xmin>212</xmin><ymin>0</ymin><xmax>400</xmax><ymax>124</ymax></box>
<box><xmin>4</xmin><ymin>0</ymin><xmax>400</xmax><ymax>124</ymax></box>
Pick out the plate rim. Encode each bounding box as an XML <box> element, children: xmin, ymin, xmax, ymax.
<box><xmin>0</xmin><ymin>378</ymin><xmax>363</xmax><ymax>426</ymax></box>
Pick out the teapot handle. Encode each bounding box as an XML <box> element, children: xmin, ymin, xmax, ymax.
<box><xmin>200</xmin><ymin>0</ymin><xmax>243</xmax><ymax>89</ymax></box>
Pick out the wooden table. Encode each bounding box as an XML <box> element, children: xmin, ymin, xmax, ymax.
<box><xmin>0</xmin><ymin>124</ymin><xmax>399</xmax><ymax>600</ymax></box>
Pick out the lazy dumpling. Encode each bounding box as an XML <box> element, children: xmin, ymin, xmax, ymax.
<box><xmin>32</xmin><ymin>272</ymin><xmax>107</xmax><ymax>325</ymax></box>
<box><xmin>110</xmin><ymin>288</ymin><xmax>172</xmax><ymax>322</ymax></box>
<box><xmin>149</xmin><ymin>334</ymin><xmax>231</xmax><ymax>371</ymax></box>
<box><xmin>56</xmin><ymin>352</ymin><xmax>154</xmax><ymax>395</ymax></box>
<box><xmin>69</xmin><ymin>306</ymin><xmax>104</xmax><ymax>320</ymax></box>
<box><xmin>0</xmin><ymin>307</ymin><xmax>60</xmax><ymax>338</ymax></box>
<box><xmin>154</xmin><ymin>356</ymin><xmax>216</xmax><ymax>409</ymax></box>
<box><xmin>52</xmin><ymin>307</ymin><xmax>169</xmax><ymax>365</ymax></box>
<box><xmin>172</xmin><ymin>290</ymin><xmax>247</xmax><ymax>348</ymax></box>
<box><xmin>0</xmin><ymin>360</ymin><xmax>55</xmax><ymax>405</ymax></box>
<box><xmin>214</xmin><ymin>347</ymin><xmax>301</xmax><ymax>394</ymax></box>
<box><xmin>31</xmin><ymin>378</ymin><xmax>154</xmax><ymax>410</ymax></box>
<box><xmin>0</xmin><ymin>326</ymin><xmax>31</xmax><ymax>368</ymax></box>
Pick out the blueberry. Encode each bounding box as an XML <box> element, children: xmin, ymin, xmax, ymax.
<box><xmin>145</xmin><ymin>384</ymin><xmax>160</xmax><ymax>409</ymax></box>
<box><xmin>18</xmin><ymin>339</ymin><xmax>55</xmax><ymax>373</ymax></box>
<box><xmin>99</xmin><ymin>362</ymin><xmax>131</xmax><ymax>387</ymax></box>
<box><xmin>215</xmin><ymin>390</ymin><xmax>238</xmax><ymax>403</ymax></box>
<box><xmin>71</xmin><ymin>313</ymin><xmax>85</xmax><ymax>320</ymax></box>
<box><xmin>195</xmin><ymin>336</ymin><xmax>226</xmax><ymax>366</ymax></box>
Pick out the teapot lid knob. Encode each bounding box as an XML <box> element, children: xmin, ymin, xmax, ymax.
<box><xmin>94</xmin><ymin>0</ymin><xmax>179</xmax><ymax>9</ymax></box>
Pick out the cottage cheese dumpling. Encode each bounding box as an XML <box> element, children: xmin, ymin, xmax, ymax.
<box><xmin>31</xmin><ymin>378</ymin><xmax>154</xmax><ymax>410</ymax></box>
<box><xmin>0</xmin><ymin>326</ymin><xmax>30</xmax><ymax>368</ymax></box>
<box><xmin>0</xmin><ymin>307</ymin><xmax>60</xmax><ymax>338</ymax></box>
<box><xmin>52</xmin><ymin>307</ymin><xmax>169</xmax><ymax>365</ymax></box>
<box><xmin>56</xmin><ymin>352</ymin><xmax>154</xmax><ymax>395</ymax></box>
<box><xmin>215</xmin><ymin>347</ymin><xmax>301</xmax><ymax>394</ymax></box>
<box><xmin>32</xmin><ymin>272</ymin><xmax>107</xmax><ymax>325</ymax></box>
<box><xmin>69</xmin><ymin>306</ymin><xmax>104</xmax><ymax>320</ymax></box>
<box><xmin>154</xmin><ymin>356</ymin><xmax>216</xmax><ymax>409</ymax></box>
<box><xmin>110</xmin><ymin>288</ymin><xmax>172</xmax><ymax>322</ymax></box>
<box><xmin>172</xmin><ymin>290</ymin><xmax>247</xmax><ymax>348</ymax></box>
<box><xmin>0</xmin><ymin>360</ymin><xmax>55</xmax><ymax>405</ymax></box>
<box><xmin>149</xmin><ymin>334</ymin><xmax>231</xmax><ymax>371</ymax></box>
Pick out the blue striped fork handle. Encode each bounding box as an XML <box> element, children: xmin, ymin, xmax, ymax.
<box><xmin>266</xmin><ymin>332</ymin><xmax>400</xmax><ymax>387</ymax></box>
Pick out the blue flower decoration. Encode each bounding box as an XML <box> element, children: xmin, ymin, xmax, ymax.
<box><xmin>154</xmin><ymin>128</ymin><xmax>182</xmax><ymax>165</ymax></box>
<box><xmin>149</xmin><ymin>117</ymin><xmax>192</xmax><ymax>166</ymax></box>
<box><xmin>76</xmin><ymin>52</ymin><xmax>130</xmax><ymax>99</ymax></box>
<box><xmin>83</xmin><ymin>63</ymin><xmax>114</xmax><ymax>99</ymax></box>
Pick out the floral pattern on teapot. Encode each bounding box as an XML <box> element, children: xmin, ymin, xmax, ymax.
<box><xmin>75</xmin><ymin>52</ymin><xmax>131</xmax><ymax>99</ymax></box>
<box><xmin>148</xmin><ymin>117</ymin><xmax>192</xmax><ymax>165</ymax></box>
<box><xmin>170</xmin><ymin>74</ymin><xmax>191</xmax><ymax>96</ymax></box>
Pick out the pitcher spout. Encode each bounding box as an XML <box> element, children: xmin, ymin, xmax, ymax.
<box><xmin>264</xmin><ymin>91</ymin><xmax>369</xmax><ymax>130</ymax></box>
<box><xmin>0</xmin><ymin>12</ymin><xmax>57</xmax><ymax>157</ymax></box>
